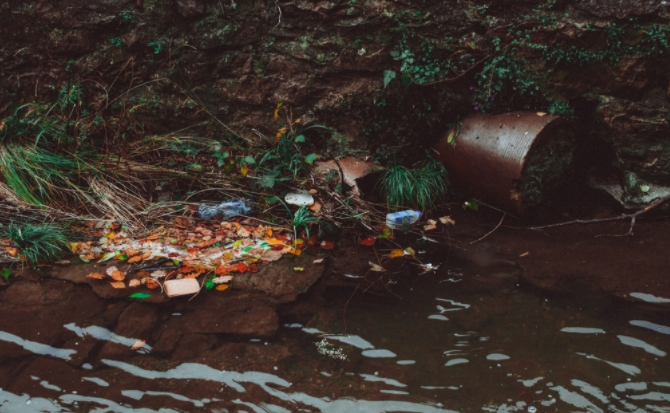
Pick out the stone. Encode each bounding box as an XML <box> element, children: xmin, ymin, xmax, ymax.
<box><xmin>232</xmin><ymin>253</ymin><xmax>325</xmax><ymax>303</ymax></box>
<box><xmin>170</xmin><ymin>292</ymin><xmax>279</xmax><ymax>336</ymax></box>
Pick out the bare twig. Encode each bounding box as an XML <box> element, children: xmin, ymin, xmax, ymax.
<box><xmin>470</xmin><ymin>213</ymin><xmax>505</xmax><ymax>244</ymax></box>
<box><xmin>274</xmin><ymin>4</ymin><xmax>282</xmax><ymax>28</ymax></box>
<box><xmin>526</xmin><ymin>194</ymin><xmax>670</xmax><ymax>236</ymax></box>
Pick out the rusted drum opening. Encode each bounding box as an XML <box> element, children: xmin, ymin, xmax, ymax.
<box><xmin>432</xmin><ymin>111</ymin><xmax>575</xmax><ymax>215</ymax></box>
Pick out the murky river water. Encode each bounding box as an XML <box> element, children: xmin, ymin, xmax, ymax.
<box><xmin>1</xmin><ymin>255</ymin><xmax>669</xmax><ymax>413</ymax></box>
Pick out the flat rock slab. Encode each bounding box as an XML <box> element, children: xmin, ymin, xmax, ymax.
<box><xmin>232</xmin><ymin>253</ymin><xmax>326</xmax><ymax>303</ymax></box>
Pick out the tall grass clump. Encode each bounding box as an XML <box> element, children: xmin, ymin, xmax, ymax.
<box><xmin>4</xmin><ymin>222</ymin><xmax>69</xmax><ymax>265</ymax></box>
<box><xmin>380</xmin><ymin>157</ymin><xmax>449</xmax><ymax>211</ymax></box>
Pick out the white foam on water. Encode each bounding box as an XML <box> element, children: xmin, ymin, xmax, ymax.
<box><xmin>39</xmin><ymin>381</ymin><xmax>61</xmax><ymax>392</ymax></box>
<box><xmin>421</xmin><ymin>386</ymin><xmax>446</xmax><ymax>390</ymax></box>
<box><xmin>81</xmin><ymin>363</ymin><xmax>93</xmax><ymax>370</ymax></box>
<box><xmin>82</xmin><ymin>377</ymin><xmax>109</xmax><ymax>387</ymax></box>
<box><xmin>615</xmin><ymin>382</ymin><xmax>647</xmax><ymax>392</ymax></box>
<box><xmin>361</xmin><ymin>349</ymin><xmax>396</xmax><ymax>358</ymax></box>
<box><xmin>63</xmin><ymin>323</ymin><xmax>152</xmax><ymax>354</ymax></box>
<box><xmin>486</xmin><ymin>353</ymin><xmax>510</xmax><ymax>361</ymax></box>
<box><xmin>428</xmin><ymin>315</ymin><xmax>449</xmax><ymax>321</ymax></box>
<box><xmin>0</xmin><ymin>331</ymin><xmax>76</xmax><ymax>361</ymax></box>
<box><xmin>560</xmin><ymin>327</ymin><xmax>606</xmax><ymax>334</ymax></box>
<box><xmin>397</xmin><ymin>360</ymin><xmax>416</xmax><ymax>365</ymax></box>
<box><xmin>570</xmin><ymin>379</ymin><xmax>609</xmax><ymax>404</ymax></box>
<box><xmin>630</xmin><ymin>292</ymin><xmax>670</xmax><ymax>304</ymax></box>
<box><xmin>630</xmin><ymin>320</ymin><xmax>670</xmax><ymax>335</ymax></box>
<box><xmin>320</xmin><ymin>372</ymin><xmax>332</xmax><ymax>377</ymax></box>
<box><xmin>654</xmin><ymin>382</ymin><xmax>670</xmax><ymax>387</ymax></box>
<box><xmin>122</xmin><ymin>390</ymin><xmax>205</xmax><ymax>407</ymax></box>
<box><xmin>577</xmin><ymin>353</ymin><xmax>641</xmax><ymax>376</ymax></box>
<box><xmin>105</xmin><ymin>360</ymin><xmax>458</xmax><ymax>413</ymax></box>
<box><xmin>360</xmin><ymin>374</ymin><xmax>406</xmax><ymax>388</ymax></box>
<box><xmin>627</xmin><ymin>392</ymin><xmax>670</xmax><ymax>402</ymax></box>
<box><xmin>617</xmin><ymin>335</ymin><xmax>666</xmax><ymax>356</ymax></box>
<box><xmin>435</xmin><ymin>298</ymin><xmax>470</xmax><ymax>308</ymax></box>
<box><xmin>445</xmin><ymin>358</ymin><xmax>469</xmax><ymax>367</ymax></box>
<box><xmin>519</xmin><ymin>377</ymin><xmax>543</xmax><ymax>387</ymax></box>
<box><xmin>380</xmin><ymin>390</ymin><xmax>409</xmax><ymax>395</ymax></box>
<box><xmin>548</xmin><ymin>385</ymin><xmax>603</xmax><ymax>412</ymax></box>
<box><xmin>60</xmin><ymin>393</ymin><xmax>182</xmax><ymax>412</ymax></box>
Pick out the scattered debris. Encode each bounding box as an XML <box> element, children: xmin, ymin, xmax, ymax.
<box><xmin>192</xmin><ymin>200</ymin><xmax>253</xmax><ymax>220</ymax></box>
<box><xmin>439</xmin><ymin>216</ymin><xmax>455</xmax><ymax>225</ymax></box>
<box><xmin>519</xmin><ymin>252</ymin><xmax>529</xmax><ymax>257</ymax></box>
<box><xmin>164</xmin><ymin>278</ymin><xmax>200</xmax><ymax>297</ymax></box>
<box><xmin>386</xmin><ymin>210</ymin><xmax>422</xmax><ymax>229</ymax></box>
<box><xmin>313</xmin><ymin>258</ymin><xmax>324</xmax><ymax>264</ymax></box>
<box><xmin>369</xmin><ymin>262</ymin><xmax>387</xmax><ymax>272</ymax></box>
<box><xmin>285</xmin><ymin>192</ymin><xmax>315</xmax><ymax>206</ymax></box>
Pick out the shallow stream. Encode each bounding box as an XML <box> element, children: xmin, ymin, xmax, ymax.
<box><xmin>0</xmin><ymin>252</ymin><xmax>669</xmax><ymax>412</ymax></box>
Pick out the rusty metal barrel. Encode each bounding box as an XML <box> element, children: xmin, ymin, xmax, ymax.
<box><xmin>433</xmin><ymin>111</ymin><xmax>575</xmax><ymax>215</ymax></box>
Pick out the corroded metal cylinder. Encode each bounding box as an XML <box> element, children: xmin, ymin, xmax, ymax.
<box><xmin>433</xmin><ymin>111</ymin><xmax>574</xmax><ymax>215</ymax></box>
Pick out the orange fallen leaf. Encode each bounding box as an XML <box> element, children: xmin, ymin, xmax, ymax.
<box><xmin>266</xmin><ymin>228</ymin><xmax>273</xmax><ymax>237</ymax></box>
<box><xmin>111</xmin><ymin>270</ymin><xmax>126</xmax><ymax>281</ymax></box>
<box><xmin>309</xmin><ymin>201</ymin><xmax>322</xmax><ymax>213</ymax></box>
<box><xmin>216</xmin><ymin>284</ymin><xmax>230</xmax><ymax>291</ymax></box>
<box><xmin>127</xmin><ymin>255</ymin><xmax>143</xmax><ymax>264</ymax></box>
<box><xmin>359</xmin><ymin>236</ymin><xmax>376</xmax><ymax>246</ymax></box>
<box><xmin>237</xmin><ymin>262</ymin><xmax>249</xmax><ymax>273</ymax></box>
<box><xmin>4</xmin><ymin>247</ymin><xmax>17</xmax><ymax>256</ymax></box>
<box><xmin>124</xmin><ymin>248</ymin><xmax>140</xmax><ymax>257</ymax></box>
<box><xmin>132</xmin><ymin>340</ymin><xmax>146</xmax><ymax>350</ymax></box>
<box><xmin>136</xmin><ymin>270</ymin><xmax>150</xmax><ymax>278</ymax></box>
<box><xmin>86</xmin><ymin>272</ymin><xmax>105</xmax><ymax>280</ymax></box>
<box><xmin>320</xmin><ymin>240</ymin><xmax>335</xmax><ymax>250</ymax></box>
<box><xmin>142</xmin><ymin>251</ymin><xmax>152</xmax><ymax>259</ymax></box>
<box><xmin>110</xmin><ymin>281</ymin><xmax>126</xmax><ymax>289</ymax></box>
<box><xmin>146</xmin><ymin>278</ymin><xmax>159</xmax><ymax>289</ymax></box>
<box><xmin>389</xmin><ymin>249</ymin><xmax>405</xmax><ymax>259</ymax></box>
<box><xmin>146</xmin><ymin>234</ymin><xmax>160</xmax><ymax>240</ymax></box>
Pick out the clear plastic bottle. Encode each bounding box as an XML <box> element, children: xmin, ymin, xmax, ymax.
<box><xmin>385</xmin><ymin>210</ymin><xmax>422</xmax><ymax>229</ymax></box>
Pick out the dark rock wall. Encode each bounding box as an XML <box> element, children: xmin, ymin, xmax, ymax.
<box><xmin>1</xmin><ymin>0</ymin><xmax>669</xmax><ymax>178</ymax></box>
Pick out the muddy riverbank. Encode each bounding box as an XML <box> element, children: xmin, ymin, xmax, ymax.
<box><xmin>1</xmin><ymin>192</ymin><xmax>669</xmax><ymax>412</ymax></box>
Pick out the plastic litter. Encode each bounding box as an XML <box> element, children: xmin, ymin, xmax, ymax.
<box><xmin>386</xmin><ymin>210</ymin><xmax>422</xmax><ymax>229</ymax></box>
<box><xmin>285</xmin><ymin>192</ymin><xmax>315</xmax><ymax>206</ymax></box>
<box><xmin>193</xmin><ymin>200</ymin><xmax>253</xmax><ymax>220</ymax></box>
<box><xmin>164</xmin><ymin>278</ymin><xmax>201</xmax><ymax>297</ymax></box>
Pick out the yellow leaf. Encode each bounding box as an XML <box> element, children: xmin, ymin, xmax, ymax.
<box><xmin>70</xmin><ymin>242</ymin><xmax>79</xmax><ymax>253</ymax></box>
<box><xmin>266</xmin><ymin>228</ymin><xmax>273</xmax><ymax>237</ymax></box>
<box><xmin>276</xmin><ymin>132</ymin><xmax>282</xmax><ymax>139</ymax></box>
<box><xmin>404</xmin><ymin>247</ymin><xmax>416</xmax><ymax>256</ymax></box>
<box><xmin>240</xmin><ymin>166</ymin><xmax>248</xmax><ymax>176</ymax></box>
<box><xmin>216</xmin><ymin>284</ymin><xmax>230</xmax><ymax>291</ymax></box>
<box><xmin>389</xmin><ymin>249</ymin><xmax>405</xmax><ymax>259</ymax></box>
<box><xmin>294</xmin><ymin>118</ymin><xmax>301</xmax><ymax>123</ymax></box>
<box><xmin>142</xmin><ymin>251</ymin><xmax>152</xmax><ymax>259</ymax></box>
<box><xmin>288</xmin><ymin>248</ymin><xmax>302</xmax><ymax>256</ymax></box>
<box><xmin>293</xmin><ymin>267</ymin><xmax>304</xmax><ymax>271</ymax></box>
<box><xmin>278</xmin><ymin>127</ymin><xmax>287</xmax><ymax>133</ymax></box>
<box><xmin>273</xmin><ymin>109</ymin><xmax>279</xmax><ymax>120</ymax></box>
<box><xmin>447</xmin><ymin>131</ymin><xmax>455</xmax><ymax>145</ymax></box>
<box><xmin>223</xmin><ymin>251</ymin><xmax>233</xmax><ymax>260</ymax></box>
<box><xmin>106</xmin><ymin>232</ymin><xmax>116</xmax><ymax>239</ymax></box>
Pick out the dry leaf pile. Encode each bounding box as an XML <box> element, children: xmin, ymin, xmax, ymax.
<box><xmin>78</xmin><ymin>216</ymin><xmax>308</xmax><ymax>293</ymax></box>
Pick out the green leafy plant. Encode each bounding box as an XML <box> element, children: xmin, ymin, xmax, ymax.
<box><xmin>291</xmin><ymin>205</ymin><xmax>317</xmax><ymax>247</ymax></box>
<box><xmin>380</xmin><ymin>157</ymin><xmax>448</xmax><ymax>211</ymax></box>
<box><xmin>109</xmin><ymin>37</ymin><xmax>122</xmax><ymax>48</ymax></box>
<box><xmin>147</xmin><ymin>40</ymin><xmax>163</xmax><ymax>54</ymax></box>
<box><xmin>4</xmin><ymin>222</ymin><xmax>68</xmax><ymax>266</ymax></box>
<box><xmin>258</xmin><ymin>105</ymin><xmax>330</xmax><ymax>187</ymax></box>
<box><xmin>119</xmin><ymin>9</ymin><xmax>135</xmax><ymax>23</ymax></box>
